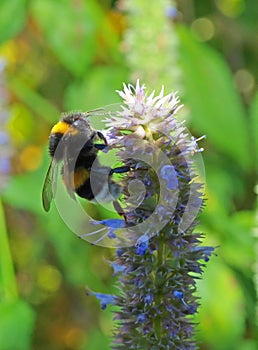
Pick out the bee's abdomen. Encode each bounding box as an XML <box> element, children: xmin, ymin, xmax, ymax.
<box><xmin>73</xmin><ymin>168</ymin><xmax>90</xmax><ymax>190</ymax></box>
<box><xmin>75</xmin><ymin>178</ymin><xmax>94</xmax><ymax>200</ymax></box>
<box><xmin>75</xmin><ymin>167</ymin><xmax>123</xmax><ymax>203</ymax></box>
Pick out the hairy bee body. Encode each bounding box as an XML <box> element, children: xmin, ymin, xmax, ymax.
<box><xmin>42</xmin><ymin>112</ymin><xmax>123</xmax><ymax>212</ymax></box>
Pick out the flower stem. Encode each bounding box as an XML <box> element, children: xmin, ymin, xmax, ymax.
<box><xmin>154</xmin><ymin>232</ymin><xmax>167</xmax><ymax>339</ymax></box>
<box><xmin>0</xmin><ymin>199</ymin><xmax>18</xmax><ymax>301</ymax></box>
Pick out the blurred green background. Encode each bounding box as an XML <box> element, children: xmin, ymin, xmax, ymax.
<box><xmin>0</xmin><ymin>0</ymin><xmax>257</xmax><ymax>349</ymax></box>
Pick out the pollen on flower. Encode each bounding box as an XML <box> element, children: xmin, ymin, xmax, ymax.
<box><xmin>107</xmin><ymin>81</ymin><xmax>183</xmax><ymax>131</ymax></box>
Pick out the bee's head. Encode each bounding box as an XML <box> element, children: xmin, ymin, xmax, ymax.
<box><xmin>62</xmin><ymin>112</ymin><xmax>93</xmax><ymax>137</ymax></box>
<box><xmin>49</xmin><ymin>112</ymin><xmax>100</xmax><ymax>160</ymax></box>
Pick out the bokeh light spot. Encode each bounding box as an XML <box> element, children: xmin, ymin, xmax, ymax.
<box><xmin>65</xmin><ymin>327</ymin><xmax>85</xmax><ymax>349</ymax></box>
<box><xmin>8</xmin><ymin>105</ymin><xmax>35</xmax><ymax>145</ymax></box>
<box><xmin>19</xmin><ymin>145</ymin><xmax>42</xmax><ymax>171</ymax></box>
<box><xmin>37</xmin><ymin>264</ymin><xmax>62</xmax><ymax>292</ymax></box>
<box><xmin>0</xmin><ymin>41</ymin><xmax>18</xmax><ymax>67</ymax></box>
<box><xmin>215</xmin><ymin>0</ymin><xmax>245</xmax><ymax>18</ymax></box>
<box><xmin>0</xmin><ymin>157</ymin><xmax>11</xmax><ymax>174</ymax></box>
<box><xmin>191</xmin><ymin>18</ymin><xmax>215</xmax><ymax>42</ymax></box>
<box><xmin>233</xmin><ymin>69</ymin><xmax>255</xmax><ymax>94</ymax></box>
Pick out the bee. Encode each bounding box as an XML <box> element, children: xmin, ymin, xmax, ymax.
<box><xmin>42</xmin><ymin>111</ymin><xmax>129</xmax><ymax>216</ymax></box>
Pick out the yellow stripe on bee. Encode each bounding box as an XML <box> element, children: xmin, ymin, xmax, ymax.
<box><xmin>73</xmin><ymin>168</ymin><xmax>90</xmax><ymax>189</ymax></box>
<box><xmin>51</xmin><ymin>121</ymin><xmax>70</xmax><ymax>135</ymax></box>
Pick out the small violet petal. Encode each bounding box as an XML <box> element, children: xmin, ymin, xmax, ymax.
<box><xmin>160</xmin><ymin>165</ymin><xmax>178</xmax><ymax>190</ymax></box>
<box><xmin>86</xmin><ymin>289</ymin><xmax>116</xmax><ymax>310</ymax></box>
<box><xmin>110</xmin><ymin>262</ymin><xmax>126</xmax><ymax>274</ymax></box>
<box><xmin>93</xmin><ymin>219</ymin><xmax>126</xmax><ymax>229</ymax></box>
<box><xmin>108</xmin><ymin>230</ymin><xmax>117</xmax><ymax>239</ymax></box>
<box><xmin>135</xmin><ymin>234</ymin><xmax>149</xmax><ymax>255</ymax></box>
<box><xmin>116</xmin><ymin>248</ymin><xmax>124</xmax><ymax>257</ymax></box>
<box><xmin>173</xmin><ymin>290</ymin><xmax>184</xmax><ymax>299</ymax></box>
<box><xmin>191</xmin><ymin>246</ymin><xmax>215</xmax><ymax>262</ymax></box>
<box><xmin>136</xmin><ymin>313</ymin><xmax>147</xmax><ymax>324</ymax></box>
<box><xmin>143</xmin><ymin>293</ymin><xmax>153</xmax><ymax>305</ymax></box>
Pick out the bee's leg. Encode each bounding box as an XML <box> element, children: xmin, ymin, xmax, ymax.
<box><xmin>111</xmin><ymin>166</ymin><xmax>148</xmax><ymax>222</ymax></box>
<box><xmin>97</xmin><ymin>131</ymin><xmax>107</xmax><ymax>145</ymax></box>
<box><xmin>94</xmin><ymin>143</ymin><xmax>107</xmax><ymax>150</ymax></box>
<box><xmin>110</xmin><ymin>166</ymin><xmax>131</xmax><ymax>175</ymax></box>
<box><xmin>113</xmin><ymin>200</ymin><xmax>127</xmax><ymax>223</ymax></box>
<box><xmin>110</xmin><ymin>166</ymin><xmax>149</xmax><ymax>174</ymax></box>
<box><xmin>93</xmin><ymin>131</ymin><xmax>108</xmax><ymax>150</ymax></box>
<box><xmin>108</xmin><ymin>167</ymin><xmax>130</xmax><ymax>223</ymax></box>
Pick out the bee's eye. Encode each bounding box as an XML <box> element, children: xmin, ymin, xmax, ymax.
<box><xmin>73</xmin><ymin>119</ymin><xmax>80</xmax><ymax>126</ymax></box>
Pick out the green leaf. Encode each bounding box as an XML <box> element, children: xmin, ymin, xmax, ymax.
<box><xmin>82</xmin><ymin>329</ymin><xmax>110</xmax><ymax>350</ymax></box>
<box><xmin>0</xmin><ymin>300</ymin><xmax>35</xmax><ymax>350</ymax></box>
<box><xmin>196</xmin><ymin>259</ymin><xmax>245</xmax><ymax>349</ymax></box>
<box><xmin>0</xmin><ymin>0</ymin><xmax>27</xmax><ymax>44</ymax></box>
<box><xmin>39</xmin><ymin>203</ymin><xmax>113</xmax><ymax>288</ymax></box>
<box><xmin>1</xmin><ymin>151</ymin><xmax>48</xmax><ymax>214</ymax></box>
<box><xmin>64</xmin><ymin>65</ymin><xmax>128</xmax><ymax>111</ymax></box>
<box><xmin>0</xmin><ymin>200</ymin><xmax>18</xmax><ymax>302</ymax></box>
<box><xmin>8</xmin><ymin>78</ymin><xmax>59</xmax><ymax>123</ymax></box>
<box><xmin>249</xmin><ymin>92</ymin><xmax>258</xmax><ymax>160</ymax></box>
<box><xmin>178</xmin><ymin>26</ymin><xmax>251</xmax><ymax>170</ymax></box>
<box><xmin>205</xmin><ymin>156</ymin><xmax>244</xmax><ymax>211</ymax></box>
<box><xmin>31</xmin><ymin>0</ymin><xmax>105</xmax><ymax>76</ymax></box>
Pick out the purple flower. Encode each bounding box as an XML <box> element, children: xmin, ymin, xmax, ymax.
<box><xmin>88</xmin><ymin>81</ymin><xmax>214</xmax><ymax>349</ymax></box>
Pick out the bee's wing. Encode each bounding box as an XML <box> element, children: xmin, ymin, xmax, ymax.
<box><xmin>42</xmin><ymin>159</ymin><xmax>58</xmax><ymax>212</ymax></box>
<box><xmin>62</xmin><ymin>140</ymin><xmax>76</xmax><ymax>201</ymax></box>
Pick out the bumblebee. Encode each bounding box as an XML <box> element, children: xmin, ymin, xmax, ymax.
<box><xmin>42</xmin><ymin>111</ymin><xmax>129</xmax><ymax>215</ymax></box>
